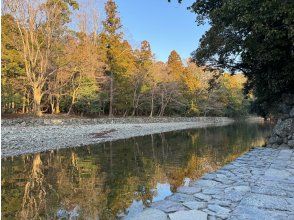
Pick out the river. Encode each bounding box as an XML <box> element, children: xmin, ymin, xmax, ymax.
<box><xmin>1</xmin><ymin>121</ymin><xmax>272</xmax><ymax>219</ymax></box>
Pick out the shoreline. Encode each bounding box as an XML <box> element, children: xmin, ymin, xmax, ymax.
<box><xmin>1</xmin><ymin>117</ymin><xmax>237</xmax><ymax>158</ymax></box>
<box><xmin>129</xmin><ymin>110</ymin><xmax>294</xmax><ymax>219</ymax></box>
<box><xmin>131</xmin><ymin>147</ymin><xmax>294</xmax><ymax>220</ymax></box>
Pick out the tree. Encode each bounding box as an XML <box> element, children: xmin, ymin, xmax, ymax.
<box><xmin>167</xmin><ymin>50</ymin><xmax>184</xmax><ymax>81</ymax></box>
<box><xmin>1</xmin><ymin>0</ymin><xmax>253</xmax><ymax>118</ymax></box>
<box><xmin>1</xmin><ymin>14</ymin><xmax>26</xmax><ymax>113</ymax></box>
<box><xmin>100</xmin><ymin>0</ymin><xmax>123</xmax><ymax>117</ymax></box>
<box><xmin>109</xmin><ymin>40</ymin><xmax>136</xmax><ymax>116</ymax></box>
<box><xmin>182</xmin><ymin>61</ymin><xmax>211</xmax><ymax>115</ymax></box>
<box><xmin>131</xmin><ymin>40</ymin><xmax>153</xmax><ymax>116</ymax></box>
<box><xmin>3</xmin><ymin>0</ymin><xmax>78</xmax><ymax>116</ymax></box>
<box><xmin>147</xmin><ymin>61</ymin><xmax>166</xmax><ymax>117</ymax></box>
<box><xmin>148</xmin><ymin>59</ymin><xmax>185</xmax><ymax>117</ymax></box>
<box><xmin>63</xmin><ymin>25</ymin><xmax>103</xmax><ymax>115</ymax></box>
<box><xmin>188</xmin><ymin>0</ymin><xmax>294</xmax><ymax>117</ymax></box>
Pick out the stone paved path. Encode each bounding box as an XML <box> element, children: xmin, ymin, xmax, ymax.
<box><xmin>130</xmin><ymin>147</ymin><xmax>294</xmax><ymax>220</ymax></box>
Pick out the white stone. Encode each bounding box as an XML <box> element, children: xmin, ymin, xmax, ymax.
<box><xmin>207</xmin><ymin>204</ymin><xmax>231</xmax><ymax>215</ymax></box>
<box><xmin>202</xmin><ymin>188</ymin><xmax>223</xmax><ymax>195</ymax></box>
<box><xmin>239</xmin><ymin>193</ymin><xmax>291</xmax><ymax>211</ymax></box>
<box><xmin>169</xmin><ymin>210</ymin><xmax>208</xmax><ymax>220</ymax></box>
<box><xmin>167</xmin><ymin>193</ymin><xmax>196</xmax><ymax>203</ymax></box>
<box><xmin>264</xmin><ymin>168</ymin><xmax>291</xmax><ymax>180</ymax></box>
<box><xmin>151</xmin><ymin>200</ymin><xmax>187</xmax><ymax>213</ymax></box>
<box><xmin>194</xmin><ymin>193</ymin><xmax>212</xmax><ymax>201</ymax></box>
<box><xmin>224</xmin><ymin>185</ymin><xmax>250</xmax><ymax>193</ymax></box>
<box><xmin>183</xmin><ymin>201</ymin><xmax>207</xmax><ymax>210</ymax></box>
<box><xmin>127</xmin><ymin>208</ymin><xmax>167</xmax><ymax>220</ymax></box>
<box><xmin>221</xmin><ymin>191</ymin><xmax>245</xmax><ymax>202</ymax></box>
<box><xmin>229</xmin><ymin>205</ymin><xmax>289</xmax><ymax>220</ymax></box>
<box><xmin>177</xmin><ymin>186</ymin><xmax>202</xmax><ymax>194</ymax></box>
<box><xmin>194</xmin><ymin>179</ymin><xmax>219</xmax><ymax>187</ymax></box>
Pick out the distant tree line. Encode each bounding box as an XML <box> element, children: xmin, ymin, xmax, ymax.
<box><xmin>1</xmin><ymin>0</ymin><xmax>251</xmax><ymax>117</ymax></box>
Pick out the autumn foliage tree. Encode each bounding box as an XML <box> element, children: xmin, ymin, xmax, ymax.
<box><xmin>1</xmin><ymin>0</ymin><xmax>251</xmax><ymax>118</ymax></box>
<box><xmin>3</xmin><ymin>0</ymin><xmax>78</xmax><ymax>116</ymax></box>
<box><xmin>100</xmin><ymin>0</ymin><xmax>124</xmax><ymax>116</ymax></box>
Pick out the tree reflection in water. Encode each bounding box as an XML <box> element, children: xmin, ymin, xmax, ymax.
<box><xmin>1</xmin><ymin>122</ymin><xmax>272</xmax><ymax>219</ymax></box>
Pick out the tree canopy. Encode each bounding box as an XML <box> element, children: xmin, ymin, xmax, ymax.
<box><xmin>2</xmin><ymin>0</ymin><xmax>251</xmax><ymax>118</ymax></box>
<box><xmin>187</xmin><ymin>0</ymin><xmax>294</xmax><ymax>117</ymax></box>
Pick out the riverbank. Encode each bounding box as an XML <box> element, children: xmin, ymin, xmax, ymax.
<box><xmin>1</xmin><ymin>117</ymin><xmax>237</xmax><ymax>158</ymax></box>
<box><xmin>130</xmin><ymin>108</ymin><xmax>294</xmax><ymax>220</ymax></box>
<box><xmin>130</xmin><ymin>147</ymin><xmax>294</xmax><ymax>220</ymax></box>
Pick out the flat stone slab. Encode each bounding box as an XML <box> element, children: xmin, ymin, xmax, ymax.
<box><xmin>177</xmin><ymin>186</ymin><xmax>202</xmax><ymax>194</ymax></box>
<box><xmin>167</xmin><ymin>193</ymin><xmax>196</xmax><ymax>203</ymax></box>
<box><xmin>148</xmin><ymin>147</ymin><xmax>294</xmax><ymax>219</ymax></box>
<box><xmin>264</xmin><ymin>168</ymin><xmax>291</xmax><ymax>180</ymax></box>
<box><xmin>194</xmin><ymin>193</ymin><xmax>212</xmax><ymax>202</ymax></box>
<box><xmin>169</xmin><ymin>210</ymin><xmax>208</xmax><ymax>220</ymax></box>
<box><xmin>183</xmin><ymin>201</ymin><xmax>207</xmax><ymax>210</ymax></box>
<box><xmin>208</xmin><ymin>204</ymin><xmax>231</xmax><ymax>214</ymax></box>
<box><xmin>239</xmin><ymin>193</ymin><xmax>292</xmax><ymax>211</ymax></box>
<box><xmin>229</xmin><ymin>205</ymin><xmax>290</xmax><ymax>220</ymax></box>
<box><xmin>128</xmin><ymin>208</ymin><xmax>167</xmax><ymax>220</ymax></box>
<box><xmin>151</xmin><ymin>200</ymin><xmax>187</xmax><ymax>213</ymax></box>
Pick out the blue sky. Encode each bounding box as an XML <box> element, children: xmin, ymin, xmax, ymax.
<box><xmin>115</xmin><ymin>0</ymin><xmax>210</xmax><ymax>62</ymax></box>
<box><xmin>74</xmin><ymin>0</ymin><xmax>210</xmax><ymax>62</ymax></box>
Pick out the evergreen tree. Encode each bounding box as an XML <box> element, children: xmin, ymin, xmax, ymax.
<box><xmin>101</xmin><ymin>0</ymin><xmax>124</xmax><ymax>116</ymax></box>
<box><xmin>167</xmin><ymin>50</ymin><xmax>184</xmax><ymax>81</ymax></box>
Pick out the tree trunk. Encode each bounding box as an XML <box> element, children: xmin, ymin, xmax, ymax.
<box><xmin>12</xmin><ymin>102</ymin><xmax>15</xmax><ymax>113</ymax></box>
<box><xmin>149</xmin><ymin>87</ymin><xmax>154</xmax><ymax>117</ymax></box>
<box><xmin>67</xmin><ymin>99</ymin><xmax>74</xmax><ymax>115</ymax></box>
<box><xmin>132</xmin><ymin>97</ymin><xmax>140</xmax><ymax>116</ymax></box>
<box><xmin>33</xmin><ymin>86</ymin><xmax>42</xmax><ymax>116</ymax></box>
<box><xmin>109</xmin><ymin>73</ymin><xmax>114</xmax><ymax>117</ymax></box>
<box><xmin>55</xmin><ymin>95</ymin><xmax>61</xmax><ymax>114</ymax></box>
<box><xmin>26</xmin><ymin>92</ymin><xmax>30</xmax><ymax>113</ymax></box>
<box><xmin>55</xmin><ymin>101</ymin><xmax>60</xmax><ymax>114</ymax></box>
<box><xmin>22</xmin><ymin>93</ymin><xmax>26</xmax><ymax>114</ymax></box>
<box><xmin>68</xmin><ymin>90</ymin><xmax>77</xmax><ymax>115</ymax></box>
<box><xmin>159</xmin><ymin>92</ymin><xmax>165</xmax><ymax>116</ymax></box>
<box><xmin>123</xmin><ymin>110</ymin><xmax>128</xmax><ymax>117</ymax></box>
<box><xmin>132</xmin><ymin>85</ymin><xmax>141</xmax><ymax>116</ymax></box>
<box><xmin>49</xmin><ymin>95</ymin><xmax>54</xmax><ymax>114</ymax></box>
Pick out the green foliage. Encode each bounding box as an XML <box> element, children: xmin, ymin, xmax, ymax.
<box><xmin>189</xmin><ymin>0</ymin><xmax>294</xmax><ymax>117</ymax></box>
<box><xmin>45</xmin><ymin>0</ymin><xmax>79</xmax><ymax>24</ymax></box>
<box><xmin>1</xmin><ymin>14</ymin><xmax>26</xmax><ymax>113</ymax></box>
<box><xmin>103</xmin><ymin>0</ymin><xmax>122</xmax><ymax>36</ymax></box>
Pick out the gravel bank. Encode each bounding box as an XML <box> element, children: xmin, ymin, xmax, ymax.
<box><xmin>1</xmin><ymin>117</ymin><xmax>234</xmax><ymax>158</ymax></box>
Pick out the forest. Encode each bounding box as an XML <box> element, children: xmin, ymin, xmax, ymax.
<box><xmin>1</xmin><ymin>0</ymin><xmax>250</xmax><ymax>117</ymax></box>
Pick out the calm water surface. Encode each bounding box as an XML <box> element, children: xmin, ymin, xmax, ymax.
<box><xmin>2</xmin><ymin>122</ymin><xmax>272</xmax><ymax>219</ymax></box>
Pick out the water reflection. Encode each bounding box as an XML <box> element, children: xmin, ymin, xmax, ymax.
<box><xmin>1</xmin><ymin>122</ymin><xmax>272</xmax><ymax>219</ymax></box>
